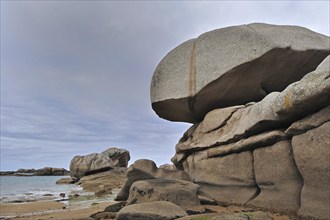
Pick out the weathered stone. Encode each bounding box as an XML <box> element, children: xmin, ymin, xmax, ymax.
<box><xmin>56</xmin><ymin>177</ymin><xmax>75</xmax><ymax>184</ymax></box>
<box><xmin>36</xmin><ymin>167</ymin><xmax>52</xmax><ymax>176</ymax></box>
<box><xmin>90</xmin><ymin>211</ymin><xmax>116</xmax><ymax>220</ymax></box>
<box><xmin>102</xmin><ymin>148</ymin><xmax>130</xmax><ymax>167</ymax></box>
<box><xmin>207</xmin><ymin>130</ymin><xmax>287</xmax><ymax>157</ymax></box>
<box><xmin>199</xmin><ymin>106</ymin><xmax>244</xmax><ymax>133</ymax></box>
<box><xmin>177</xmin><ymin>211</ymin><xmax>274</xmax><ymax>220</ymax></box>
<box><xmin>115</xmin><ymin>159</ymin><xmax>191</xmax><ymax>201</ymax></box>
<box><xmin>70</xmin><ymin>153</ymin><xmax>114</xmax><ymax>180</ymax></box>
<box><xmin>104</xmin><ymin>202</ymin><xmax>126</xmax><ymax>212</ymax></box>
<box><xmin>285</xmin><ymin>105</ymin><xmax>330</xmax><ymax>135</ymax></box>
<box><xmin>159</xmin><ymin>164</ymin><xmax>176</xmax><ymax>170</ymax></box>
<box><xmin>248</xmin><ymin>140</ymin><xmax>303</xmax><ymax>214</ymax></box>
<box><xmin>174</xmin><ymin>56</ymin><xmax>330</xmax><ymax>160</ymax></box>
<box><xmin>77</xmin><ymin>168</ymin><xmax>126</xmax><ymax>195</ymax></box>
<box><xmin>70</xmin><ymin>147</ymin><xmax>130</xmax><ymax>180</ymax></box>
<box><xmin>117</xmin><ymin>201</ymin><xmax>187</xmax><ymax>220</ymax></box>
<box><xmin>183</xmin><ymin>150</ymin><xmax>258</xmax><ymax>206</ymax></box>
<box><xmin>292</xmin><ymin>122</ymin><xmax>330</xmax><ymax>220</ymax></box>
<box><xmin>13</xmin><ymin>167</ymin><xmax>69</xmax><ymax>176</ymax></box>
<box><xmin>197</xmin><ymin>195</ymin><xmax>217</xmax><ymax>205</ymax></box>
<box><xmin>127</xmin><ymin>179</ymin><xmax>200</xmax><ymax>207</ymax></box>
<box><xmin>151</xmin><ymin>23</ymin><xmax>330</xmax><ymax>122</ymax></box>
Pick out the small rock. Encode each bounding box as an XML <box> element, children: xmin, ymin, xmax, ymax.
<box><xmin>90</xmin><ymin>211</ymin><xmax>116</xmax><ymax>220</ymax></box>
<box><xmin>185</xmin><ymin>206</ymin><xmax>215</xmax><ymax>215</ymax></box>
<box><xmin>68</xmin><ymin>194</ymin><xmax>80</xmax><ymax>200</ymax></box>
<box><xmin>56</xmin><ymin>177</ymin><xmax>75</xmax><ymax>184</ymax></box>
<box><xmin>43</xmin><ymin>194</ymin><xmax>54</xmax><ymax>197</ymax></box>
<box><xmin>198</xmin><ymin>195</ymin><xmax>217</xmax><ymax>205</ymax></box>
<box><xmin>95</xmin><ymin>189</ymin><xmax>111</xmax><ymax>197</ymax></box>
<box><xmin>104</xmin><ymin>202</ymin><xmax>126</xmax><ymax>212</ymax></box>
<box><xmin>117</xmin><ymin>201</ymin><xmax>187</xmax><ymax>220</ymax></box>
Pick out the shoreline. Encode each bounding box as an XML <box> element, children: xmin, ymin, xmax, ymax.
<box><xmin>0</xmin><ymin>190</ymin><xmax>119</xmax><ymax>220</ymax></box>
<box><xmin>0</xmin><ymin>199</ymin><xmax>116</xmax><ymax>220</ymax></box>
<box><xmin>0</xmin><ymin>199</ymin><xmax>293</xmax><ymax>220</ymax></box>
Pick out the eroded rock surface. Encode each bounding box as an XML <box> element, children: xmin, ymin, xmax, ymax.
<box><xmin>173</xmin><ymin>56</ymin><xmax>330</xmax><ymax>165</ymax></box>
<box><xmin>70</xmin><ymin>147</ymin><xmax>130</xmax><ymax>181</ymax></box>
<box><xmin>152</xmin><ymin>29</ymin><xmax>329</xmax><ymax>219</ymax></box>
<box><xmin>183</xmin><ymin>150</ymin><xmax>258</xmax><ymax>206</ymax></box>
<box><xmin>115</xmin><ymin>159</ymin><xmax>191</xmax><ymax>201</ymax></box>
<box><xmin>102</xmin><ymin>148</ymin><xmax>130</xmax><ymax>167</ymax></box>
<box><xmin>248</xmin><ymin>140</ymin><xmax>303</xmax><ymax>214</ymax></box>
<box><xmin>70</xmin><ymin>153</ymin><xmax>114</xmax><ymax>181</ymax></box>
<box><xmin>77</xmin><ymin>167</ymin><xmax>127</xmax><ymax>196</ymax></box>
<box><xmin>127</xmin><ymin>179</ymin><xmax>200</xmax><ymax>207</ymax></box>
<box><xmin>292</xmin><ymin>122</ymin><xmax>330</xmax><ymax>220</ymax></box>
<box><xmin>117</xmin><ymin>201</ymin><xmax>187</xmax><ymax>220</ymax></box>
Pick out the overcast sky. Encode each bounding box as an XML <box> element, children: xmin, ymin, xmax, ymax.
<box><xmin>1</xmin><ymin>1</ymin><xmax>329</xmax><ymax>171</ymax></box>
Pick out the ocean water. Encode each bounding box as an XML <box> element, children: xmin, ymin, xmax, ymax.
<box><xmin>0</xmin><ymin>176</ymin><xmax>89</xmax><ymax>203</ymax></box>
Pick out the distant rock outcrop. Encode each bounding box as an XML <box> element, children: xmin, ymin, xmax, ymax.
<box><xmin>151</xmin><ymin>23</ymin><xmax>330</xmax><ymax>219</ymax></box>
<box><xmin>70</xmin><ymin>147</ymin><xmax>130</xmax><ymax>181</ymax></box>
<box><xmin>0</xmin><ymin>167</ymin><xmax>69</xmax><ymax>176</ymax></box>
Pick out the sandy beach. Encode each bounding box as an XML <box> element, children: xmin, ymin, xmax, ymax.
<box><xmin>0</xmin><ymin>200</ymin><xmax>293</xmax><ymax>220</ymax></box>
<box><xmin>0</xmin><ymin>200</ymin><xmax>115</xmax><ymax>220</ymax></box>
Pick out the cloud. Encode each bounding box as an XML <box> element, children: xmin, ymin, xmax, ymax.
<box><xmin>1</xmin><ymin>1</ymin><xmax>329</xmax><ymax>171</ymax></box>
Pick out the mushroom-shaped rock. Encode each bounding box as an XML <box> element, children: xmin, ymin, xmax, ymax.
<box><xmin>151</xmin><ymin>23</ymin><xmax>330</xmax><ymax>123</ymax></box>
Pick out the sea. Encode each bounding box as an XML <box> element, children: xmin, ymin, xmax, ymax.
<box><xmin>0</xmin><ymin>176</ymin><xmax>90</xmax><ymax>203</ymax></box>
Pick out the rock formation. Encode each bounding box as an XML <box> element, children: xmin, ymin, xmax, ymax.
<box><xmin>102</xmin><ymin>148</ymin><xmax>130</xmax><ymax>167</ymax></box>
<box><xmin>151</xmin><ymin>23</ymin><xmax>329</xmax><ymax>123</ymax></box>
<box><xmin>151</xmin><ymin>23</ymin><xmax>330</xmax><ymax>219</ymax></box>
<box><xmin>117</xmin><ymin>201</ymin><xmax>187</xmax><ymax>220</ymax></box>
<box><xmin>70</xmin><ymin>147</ymin><xmax>130</xmax><ymax>181</ymax></box>
<box><xmin>77</xmin><ymin>167</ymin><xmax>127</xmax><ymax>196</ymax></box>
<box><xmin>126</xmin><ymin>179</ymin><xmax>200</xmax><ymax>207</ymax></box>
<box><xmin>0</xmin><ymin>167</ymin><xmax>69</xmax><ymax>176</ymax></box>
<box><xmin>115</xmin><ymin>159</ymin><xmax>191</xmax><ymax>201</ymax></box>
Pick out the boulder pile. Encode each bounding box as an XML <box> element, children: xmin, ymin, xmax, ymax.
<box><xmin>151</xmin><ymin>23</ymin><xmax>329</xmax><ymax>220</ymax></box>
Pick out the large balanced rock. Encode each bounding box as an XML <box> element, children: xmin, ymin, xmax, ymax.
<box><xmin>127</xmin><ymin>179</ymin><xmax>200</xmax><ymax>207</ymax></box>
<box><xmin>117</xmin><ymin>201</ymin><xmax>187</xmax><ymax>220</ymax></box>
<box><xmin>151</xmin><ymin>23</ymin><xmax>329</xmax><ymax>122</ymax></box>
<box><xmin>70</xmin><ymin>147</ymin><xmax>130</xmax><ymax>180</ymax></box>
<box><xmin>115</xmin><ymin>159</ymin><xmax>191</xmax><ymax>201</ymax></box>
<box><xmin>151</xmin><ymin>24</ymin><xmax>329</xmax><ymax>219</ymax></box>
